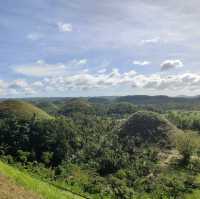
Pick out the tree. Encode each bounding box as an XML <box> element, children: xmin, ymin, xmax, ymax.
<box><xmin>17</xmin><ymin>150</ymin><xmax>30</xmax><ymax>163</ymax></box>
<box><xmin>41</xmin><ymin>152</ymin><xmax>53</xmax><ymax>165</ymax></box>
<box><xmin>108</xmin><ymin>176</ymin><xmax>135</xmax><ymax>199</ymax></box>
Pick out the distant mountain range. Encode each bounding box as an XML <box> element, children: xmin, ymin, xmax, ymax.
<box><xmin>2</xmin><ymin>95</ymin><xmax>200</xmax><ymax>109</ymax></box>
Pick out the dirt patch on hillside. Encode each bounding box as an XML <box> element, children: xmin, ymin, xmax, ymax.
<box><xmin>0</xmin><ymin>174</ymin><xmax>41</xmax><ymax>199</ymax></box>
<box><xmin>159</xmin><ymin>149</ymin><xmax>181</xmax><ymax>168</ymax></box>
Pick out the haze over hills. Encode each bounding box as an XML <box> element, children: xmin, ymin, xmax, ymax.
<box><xmin>2</xmin><ymin>94</ymin><xmax>200</xmax><ymax>102</ymax></box>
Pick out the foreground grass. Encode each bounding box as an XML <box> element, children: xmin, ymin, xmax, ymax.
<box><xmin>1</xmin><ymin>160</ymin><xmax>200</xmax><ymax>199</ymax></box>
<box><xmin>0</xmin><ymin>161</ymin><xmax>84</xmax><ymax>199</ymax></box>
<box><xmin>0</xmin><ymin>174</ymin><xmax>41</xmax><ymax>199</ymax></box>
<box><xmin>185</xmin><ymin>174</ymin><xmax>200</xmax><ymax>199</ymax></box>
<box><xmin>186</xmin><ymin>191</ymin><xmax>200</xmax><ymax>199</ymax></box>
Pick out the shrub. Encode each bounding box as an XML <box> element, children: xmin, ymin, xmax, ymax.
<box><xmin>175</xmin><ymin>132</ymin><xmax>198</xmax><ymax>165</ymax></box>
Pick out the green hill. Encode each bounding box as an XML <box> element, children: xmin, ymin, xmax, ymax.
<box><xmin>60</xmin><ymin>98</ymin><xmax>95</xmax><ymax>116</ymax></box>
<box><xmin>0</xmin><ymin>100</ymin><xmax>52</xmax><ymax>120</ymax></box>
<box><xmin>119</xmin><ymin>111</ymin><xmax>178</xmax><ymax>148</ymax></box>
<box><xmin>0</xmin><ymin>174</ymin><xmax>41</xmax><ymax>199</ymax></box>
<box><xmin>34</xmin><ymin>101</ymin><xmax>60</xmax><ymax>115</ymax></box>
<box><xmin>0</xmin><ymin>161</ymin><xmax>84</xmax><ymax>199</ymax></box>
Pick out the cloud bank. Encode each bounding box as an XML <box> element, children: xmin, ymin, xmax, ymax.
<box><xmin>2</xmin><ymin>68</ymin><xmax>200</xmax><ymax>97</ymax></box>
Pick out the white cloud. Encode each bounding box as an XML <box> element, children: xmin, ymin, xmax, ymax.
<box><xmin>3</xmin><ymin>69</ymin><xmax>200</xmax><ymax>96</ymax></box>
<box><xmin>57</xmin><ymin>22</ymin><xmax>73</xmax><ymax>32</ymax></box>
<box><xmin>0</xmin><ymin>80</ymin><xmax>5</xmax><ymax>95</ymax></box>
<box><xmin>27</xmin><ymin>33</ymin><xmax>43</xmax><ymax>41</ymax></box>
<box><xmin>161</xmin><ymin>59</ymin><xmax>184</xmax><ymax>71</ymax></box>
<box><xmin>12</xmin><ymin>63</ymin><xmax>200</xmax><ymax>94</ymax></box>
<box><xmin>34</xmin><ymin>71</ymin><xmax>200</xmax><ymax>93</ymax></box>
<box><xmin>76</xmin><ymin>59</ymin><xmax>87</xmax><ymax>65</ymax></box>
<box><xmin>32</xmin><ymin>81</ymin><xmax>44</xmax><ymax>88</ymax></box>
<box><xmin>14</xmin><ymin>59</ymin><xmax>87</xmax><ymax>77</ymax></box>
<box><xmin>140</xmin><ymin>37</ymin><xmax>160</xmax><ymax>45</ymax></box>
<box><xmin>8</xmin><ymin>80</ymin><xmax>36</xmax><ymax>96</ymax></box>
<box><xmin>133</xmin><ymin>60</ymin><xmax>151</xmax><ymax>66</ymax></box>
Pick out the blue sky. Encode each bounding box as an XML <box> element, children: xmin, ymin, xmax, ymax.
<box><xmin>1</xmin><ymin>0</ymin><xmax>200</xmax><ymax>97</ymax></box>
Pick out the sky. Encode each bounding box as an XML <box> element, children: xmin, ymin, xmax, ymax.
<box><xmin>1</xmin><ymin>0</ymin><xmax>200</xmax><ymax>97</ymax></box>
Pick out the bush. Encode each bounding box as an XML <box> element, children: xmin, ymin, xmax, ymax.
<box><xmin>17</xmin><ymin>150</ymin><xmax>30</xmax><ymax>163</ymax></box>
<box><xmin>175</xmin><ymin>132</ymin><xmax>198</xmax><ymax>165</ymax></box>
<box><xmin>41</xmin><ymin>152</ymin><xmax>53</xmax><ymax>165</ymax></box>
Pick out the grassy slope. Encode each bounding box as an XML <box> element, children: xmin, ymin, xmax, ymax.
<box><xmin>0</xmin><ymin>161</ymin><xmax>84</xmax><ymax>199</ymax></box>
<box><xmin>0</xmin><ymin>100</ymin><xmax>52</xmax><ymax>120</ymax></box>
<box><xmin>0</xmin><ymin>174</ymin><xmax>41</xmax><ymax>199</ymax></box>
<box><xmin>186</xmin><ymin>190</ymin><xmax>200</xmax><ymax>199</ymax></box>
<box><xmin>185</xmin><ymin>175</ymin><xmax>200</xmax><ymax>199</ymax></box>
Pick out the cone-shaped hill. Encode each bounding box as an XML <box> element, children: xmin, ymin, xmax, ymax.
<box><xmin>119</xmin><ymin>111</ymin><xmax>178</xmax><ymax>148</ymax></box>
<box><xmin>0</xmin><ymin>100</ymin><xmax>52</xmax><ymax>120</ymax></box>
<box><xmin>59</xmin><ymin>98</ymin><xmax>95</xmax><ymax>116</ymax></box>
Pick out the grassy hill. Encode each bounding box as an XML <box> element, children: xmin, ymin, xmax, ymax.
<box><xmin>119</xmin><ymin>111</ymin><xmax>178</xmax><ymax>147</ymax></box>
<box><xmin>60</xmin><ymin>98</ymin><xmax>95</xmax><ymax>116</ymax></box>
<box><xmin>0</xmin><ymin>161</ymin><xmax>85</xmax><ymax>199</ymax></box>
<box><xmin>0</xmin><ymin>100</ymin><xmax>52</xmax><ymax>120</ymax></box>
<box><xmin>0</xmin><ymin>174</ymin><xmax>41</xmax><ymax>199</ymax></box>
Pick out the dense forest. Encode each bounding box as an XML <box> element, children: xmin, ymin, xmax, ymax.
<box><xmin>1</xmin><ymin>96</ymin><xmax>200</xmax><ymax>198</ymax></box>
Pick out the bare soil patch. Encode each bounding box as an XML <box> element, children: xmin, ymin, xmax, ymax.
<box><xmin>0</xmin><ymin>174</ymin><xmax>41</xmax><ymax>199</ymax></box>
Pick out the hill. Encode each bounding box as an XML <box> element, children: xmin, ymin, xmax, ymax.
<box><xmin>0</xmin><ymin>174</ymin><xmax>41</xmax><ymax>199</ymax></box>
<box><xmin>117</xmin><ymin>95</ymin><xmax>172</xmax><ymax>104</ymax></box>
<box><xmin>34</xmin><ymin>101</ymin><xmax>60</xmax><ymax>115</ymax></box>
<box><xmin>119</xmin><ymin>111</ymin><xmax>178</xmax><ymax>148</ymax></box>
<box><xmin>59</xmin><ymin>98</ymin><xmax>95</xmax><ymax>116</ymax></box>
<box><xmin>107</xmin><ymin>102</ymin><xmax>138</xmax><ymax>116</ymax></box>
<box><xmin>116</xmin><ymin>95</ymin><xmax>200</xmax><ymax>110</ymax></box>
<box><xmin>0</xmin><ymin>161</ymin><xmax>85</xmax><ymax>199</ymax></box>
<box><xmin>0</xmin><ymin>100</ymin><xmax>52</xmax><ymax>120</ymax></box>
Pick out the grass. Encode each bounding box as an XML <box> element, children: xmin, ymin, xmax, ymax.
<box><xmin>0</xmin><ymin>174</ymin><xmax>41</xmax><ymax>199</ymax></box>
<box><xmin>0</xmin><ymin>100</ymin><xmax>52</xmax><ymax>120</ymax></box>
<box><xmin>185</xmin><ymin>174</ymin><xmax>200</xmax><ymax>199</ymax></box>
<box><xmin>185</xmin><ymin>191</ymin><xmax>200</xmax><ymax>199</ymax></box>
<box><xmin>0</xmin><ymin>161</ymin><xmax>84</xmax><ymax>199</ymax></box>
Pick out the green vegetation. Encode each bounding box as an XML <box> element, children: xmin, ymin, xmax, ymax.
<box><xmin>167</xmin><ymin>111</ymin><xmax>200</xmax><ymax>131</ymax></box>
<box><xmin>107</xmin><ymin>102</ymin><xmax>138</xmax><ymax>117</ymax></box>
<box><xmin>0</xmin><ymin>96</ymin><xmax>200</xmax><ymax>198</ymax></box>
<box><xmin>119</xmin><ymin>111</ymin><xmax>177</xmax><ymax>148</ymax></box>
<box><xmin>0</xmin><ymin>100</ymin><xmax>52</xmax><ymax>120</ymax></box>
<box><xmin>0</xmin><ymin>161</ymin><xmax>84</xmax><ymax>199</ymax></box>
<box><xmin>175</xmin><ymin>131</ymin><xmax>200</xmax><ymax>165</ymax></box>
<box><xmin>59</xmin><ymin>98</ymin><xmax>95</xmax><ymax>116</ymax></box>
